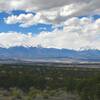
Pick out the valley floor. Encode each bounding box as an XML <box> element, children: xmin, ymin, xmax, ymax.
<box><xmin>0</xmin><ymin>63</ymin><xmax>100</xmax><ymax>100</ymax></box>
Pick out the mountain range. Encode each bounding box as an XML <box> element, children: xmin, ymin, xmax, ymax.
<box><xmin>0</xmin><ymin>46</ymin><xmax>100</xmax><ymax>63</ymax></box>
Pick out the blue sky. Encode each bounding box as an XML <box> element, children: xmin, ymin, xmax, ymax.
<box><xmin>0</xmin><ymin>0</ymin><xmax>100</xmax><ymax>50</ymax></box>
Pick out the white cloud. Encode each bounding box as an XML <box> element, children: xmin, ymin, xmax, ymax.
<box><xmin>1</xmin><ymin>17</ymin><xmax>100</xmax><ymax>50</ymax></box>
<box><xmin>4</xmin><ymin>13</ymin><xmax>45</xmax><ymax>27</ymax></box>
<box><xmin>0</xmin><ymin>32</ymin><xmax>33</xmax><ymax>48</ymax></box>
<box><xmin>5</xmin><ymin>12</ymin><xmax>60</xmax><ymax>27</ymax></box>
<box><xmin>1</xmin><ymin>0</ymin><xmax>100</xmax><ymax>26</ymax></box>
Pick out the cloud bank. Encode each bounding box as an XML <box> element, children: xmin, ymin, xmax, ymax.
<box><xmin>2</xmin><ymin>0</ymin><xmax>100</xmax><ymax>26</ymax></box>
<box><xmin>1</xmin><ymin>17</ymin><xmax>100</xmax><ymax>50</ymax></box>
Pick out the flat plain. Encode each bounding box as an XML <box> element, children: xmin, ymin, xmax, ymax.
<box><xmin>0</xmin><ymin>62</ymin><xmax>100</xmax><ymax>100</ymax></box>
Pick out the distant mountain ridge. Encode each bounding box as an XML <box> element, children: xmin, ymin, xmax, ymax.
<box><xmin>0</xmin><ymin>46</ymin><xmax>100</xmax><ymax>62</ymax></box>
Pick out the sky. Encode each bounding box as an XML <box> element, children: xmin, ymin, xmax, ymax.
<box><xmin>0</xmin><ymin>0</ymin><xmax>100</xmax><ymax>50</ymax></box>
